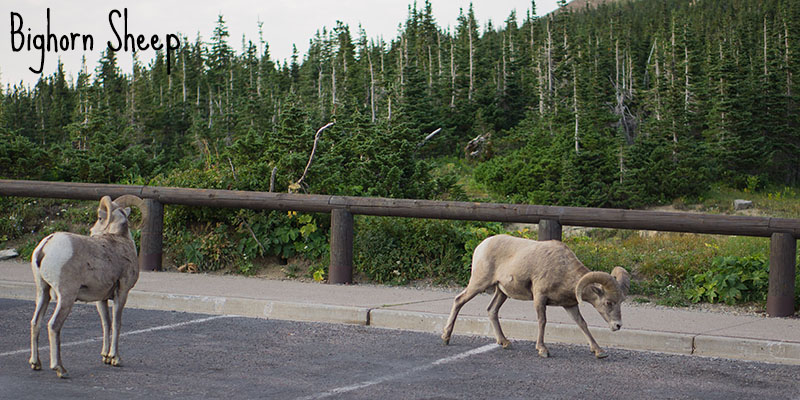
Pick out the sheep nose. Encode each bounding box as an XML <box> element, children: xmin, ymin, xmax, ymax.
<box><xmin>611</xmin><ymin>322</ymin><xmax>621</xmax><ymax>331</ymax></box>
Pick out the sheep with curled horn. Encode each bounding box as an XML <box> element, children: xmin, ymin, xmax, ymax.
<box><xmin>29</xmin><ymin>195</ymin><xmax>146</xmax><ymax>378</ymax></box>
<box><xmin>442</xmin><ymin>235</ymin><xmax>630</xmax><ymax>359</ymax></box>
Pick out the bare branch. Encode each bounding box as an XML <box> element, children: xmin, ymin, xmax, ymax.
<box><xmin>418</xmin><ymin>128</ymin><xmax>442</xmax><ymax>147</ymax></box>
<box><xmin>290</xmin><ymin>122</ymin><xmax>335</xmax><ymax>192</ymax></box>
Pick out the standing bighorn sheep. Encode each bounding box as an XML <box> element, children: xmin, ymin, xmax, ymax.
<box><xmin>442</xmin><ymin>234</ymin><xmax>630</xmax><ymax>358</ymax></box>
<box><xmin>29</xmin><ymin>195</ymin><xmax>145</xmax><ymax>378</ymax></box>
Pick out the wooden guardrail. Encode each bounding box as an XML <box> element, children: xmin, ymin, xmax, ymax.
<box><xmin>1</xmin><ymin>179</ymin><xmax>797</xmax><ymax>317</ymax></box>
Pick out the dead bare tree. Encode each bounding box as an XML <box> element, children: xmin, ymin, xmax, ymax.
<box><xmin>289</xmin><ymin>122</ymin><xmax>335</xmax><ymax>193</ymax></box>
<box><xmin>417</xmin><ymin>128</ymin><xmax>443</xmax><ymax>148</ymax></box>
<box><xmin>269</xmin><ymin>167</ymin><xmax>277</xmax><ymax>193</ymax></box>
<box><xmin>465</xmin><ymin>131</ymin><xmax>492</xmax><ymax>160</ymax></box>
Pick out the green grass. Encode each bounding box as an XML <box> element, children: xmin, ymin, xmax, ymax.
<box><xmin>430</xmin><ymin>156</ymin><xmax>492</xmax><ymax>200</ymax></box>
<box><xmin>679</xmin><ymin>184</ymin><xmax>800</xmax><ymax>218</ymax></box>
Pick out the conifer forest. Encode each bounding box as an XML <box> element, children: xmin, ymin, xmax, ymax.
<box><xmin>1</xmin><ymin>0</ymin><xmax>799</xmax><ymax>291</ymax></box>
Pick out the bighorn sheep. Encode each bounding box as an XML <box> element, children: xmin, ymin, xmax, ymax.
<box><xmin>29</xmin><ymin>195</ymin><xmax>145</xmax><ymax>378</ymax></box>
<box><xmin>442</xmin><ymin>235</ymin><xmax>630</xmax><ymax>358</ymax></box>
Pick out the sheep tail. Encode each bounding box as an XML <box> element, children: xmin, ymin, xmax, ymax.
<box><xmin>32</xmin><ymin>234</ymin><xmax>54</xmax><ymax>269</ymax></box>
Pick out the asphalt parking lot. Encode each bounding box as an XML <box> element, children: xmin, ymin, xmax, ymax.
<box><xmin>1</xmin><ymin>298</ymin><xmax>799</xmax><ymax>400</ymax></box>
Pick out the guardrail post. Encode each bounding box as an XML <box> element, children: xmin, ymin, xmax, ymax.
<box><xmin>329</xmin><ymin>209</ymin><xmax>354</xmax><ymax>284</ymax></box>
<box><xmin>139</xmin><ymin>199</ymin><xmax>163</xmax><ymax>272</ymax></box>
<box><xmin>538</xmin><ymin>219</ymin><xmax>562</xmax><ymax>241</ymax></box>
<box><xmin>767</xmin><ymin>233</ymin><xmax>796</xmax><ymax>317</ymax></box>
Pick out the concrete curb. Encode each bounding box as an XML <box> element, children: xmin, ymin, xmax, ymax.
<box><xmin>2</xmin><ymin>280</ymin><xmax>798</xmax><ymax>365</ymax></box>
<box><xmin>369</xmin><ymin>308</ymin><xmax>695</xmax><ymax>356</ymax></box>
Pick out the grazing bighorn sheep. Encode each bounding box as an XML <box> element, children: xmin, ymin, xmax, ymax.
<box><xmin>442</xmin><ymin>235</ymin><xmax>630</xmax><ymax>358</ymax></box>
<box><xmin>29</xmin><ymin>195</ymin><xmax>145</xmax><ymax>378</ymax></box>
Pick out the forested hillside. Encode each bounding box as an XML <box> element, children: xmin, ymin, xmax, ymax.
<box><xmin>2</xmin><ymin>0</ymin><xmax>799</xmax><ymax>208</ymax></box>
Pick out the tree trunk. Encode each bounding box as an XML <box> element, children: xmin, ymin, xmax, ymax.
<box><xmin>368</xmin><ymin>48</ymin><xmax>376</xmax><ymax>123</ymax></box>
<box><xmin>764</xmin><ymin>16</ymin><xmax>769</xmax><ymax>78</ymax></box>
<box><xmin>428</xmin><ymin>45</ymin><xmax>433</xmax><ymax>88</ymax></box>
<box><xmin>469</xmin><ymin>17</ymin><xmax>474</xmax><ymax>101</ymax></box>
<box><xmin>786</xmin><ymin>20</ymin><xmax>792</xmax><ymax>98</ymax></box>
<box><xmin>437</xmin><ymin>31</ymin><xmax>443</xmax><ymax>76</ymax></box>
<box><xmin>182</xmin><ymin>52</ymin><xmax>187</xmax><ymax>103</ymax></box>
<box><xmin>502</xmin><ymin>34</ymin><xmax>508</xmax><ymax>96</ymax></box>
<box><xmin>547</xmin><ymin>19</ymin><xmax>553</xmax><ymax>100</ymax></box>
<box><xmin>573</xmin><ymin>62</ymin><xmax>579</xmax><ymax>155</ymax></box>
<box><xmin>332</xmin><ymin>59</ymin><xmax>337</xmax><ymax>113</ymax></box>
<box><xmin>684</xmin><ymin>24</ymin><xmax>691</xmax><ymax>114</ymax></box>
<box><xmin>537</xmin><ymin>51</ymin><xmax>544</xmax><ymax>115</ymax></box>
<box><xmin>450</xmin><ymin>37</ymin><xmax>456</xmax><ymax>108</ymax></box>
<box><xmin>399</xmin><ymin>37</ymin><xmax>404</xmax><ymax>97</ymax></box>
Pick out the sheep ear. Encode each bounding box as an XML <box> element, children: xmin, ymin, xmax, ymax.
<box><xmin>122</xmin><ymin>207</ymin><xmax>132</xmax><ymax>218</ymax></box>
<box><xmin>611</xmin><ymin>267</ymin><xmax>630</xmax><ymax>296</ymax></box>
<box><xmin>591</xmin><ymin>285</ymin><xmax>604</xmax><ymax>297</ymax></box>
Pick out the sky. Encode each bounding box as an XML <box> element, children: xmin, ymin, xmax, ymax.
<box><xmin>0</xmin><ymin>0</ymin><xmax>560</xmax><ymax>88</ymax></box>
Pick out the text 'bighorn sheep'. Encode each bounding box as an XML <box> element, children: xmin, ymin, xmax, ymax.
<box><xmin>29</xmin><ymin>195</ymin><xmax>145</xmax><ymax>378</ymax></box>
<box><xmin>442</xmin><ymin>235</ymin><xmax>630</xmax><ymax>358</ymax></box>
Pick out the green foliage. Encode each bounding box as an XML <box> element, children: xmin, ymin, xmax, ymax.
<box><xmin>163</xmin><ymin>207</ymin><xmax>329</xmax><ymax>273</ymax></box>
<box><xmin>0</xmin><ymin>130</ymin><xmax>48</xmax><ymax>179</ymax></box>
<box><xmin>354</xmin><ymin>217</ymin><xmax>500</xmax><ymax>285</ymax></box>
<box><xmin>687</xmin><ymin>256</ymin><xmax>769</xmax><ymax>305</ymax></box>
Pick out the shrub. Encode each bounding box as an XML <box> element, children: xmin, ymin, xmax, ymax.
<box><xmin>686</xmin><ymin>256</ymin><xmax>769</xmax><ymax>305</ymax></box>
<box><xmin>354</xmin><ymin>217</ymin><xmax>504</xmax><ymax>285</ymax></box>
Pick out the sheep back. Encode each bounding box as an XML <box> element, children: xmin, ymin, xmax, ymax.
<box><xmin>33</xmin><ymin>232</ymin><xmax>138</xmax><ymax>302</ymax></box>
<box><xmin>472</xmin><ymin>235</ymin><xmax>590</xmax><ymax>305</ymax></box>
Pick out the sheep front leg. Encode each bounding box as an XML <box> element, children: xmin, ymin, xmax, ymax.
<box><xmin>534</xmin><ymin>296</ymin><xmax>549</xmax><ymax>358</ymax></box>
<box><xmin>563</xmin><ymin>305</ymin><xmax>607</xmax><ymax>359</ymax></box>
<box><xmin>96</xmin><ymin>300</ymin><xmax>111</xmax><ymax>364</ymax></box>
<box><xmin>47</xmin><ymin>294</ymin><xmax>75</xmax><ymax>378</ymax></box>
<box><xmin>487</xmin><ymin>287</ymin><xmax>511</xmax><ymax>349</ymax></box>
<box><xmin>107</xmin><ymin>290</ymin><xmax>129</xmax><ymax>367</ymax></box>
<box><xmin>29</xmin><ymin>282</ymin><xmax>51</xmax><ymax>371</ymax></box>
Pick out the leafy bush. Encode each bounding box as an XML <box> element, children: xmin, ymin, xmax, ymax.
<box><xmin>354</xmin><ymin>217</ymin><xmax>505</xmax><ymax>285</ymax></box>
<box><xmin>164</xmin><ymin>208</ymin><xmax>329</xmax><ymax>273</ymax></box>
<box><xmin>686</xmin><ymin>256</ymin><xmax>769</xmax><ymax>305</ymax></box>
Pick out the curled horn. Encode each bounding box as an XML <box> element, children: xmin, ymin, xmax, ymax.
<box><xmin>99</xmin><ymin>196</ymin><xmax>114</xmax><ymax>230</ymax></box>
<box><xmin>575</xmin><ymin>271</ymin><xmax>623</xmax><ymax>303</ymax></box>
<box><xmin>112</xmin><ymin>195</ymin><xmax>148</xmax><ymax>228</ymax></box>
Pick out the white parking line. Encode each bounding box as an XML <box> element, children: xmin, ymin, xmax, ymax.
<box><xmin>297</xmin><ymin>343</ymin><xmax>501</xmax><ymax>400</ymax></box>
<box><xmin>0</xmin><ymin>315</ymin><xmax>235</xmax><ymax>357</ymax></box>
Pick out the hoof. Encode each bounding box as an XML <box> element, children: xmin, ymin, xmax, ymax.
<box><xmin>595</xmin><ymin>351</ymin><xmax>608</xmax><ymax>359</ymax></box>
<box><xmin>499</xmin><ymin>340</ymin><xmax>512</xmax><ymax>349</ymax></box>
<box><xmin>30</xmin><ymin>361</ymin><xmax>41</xmax><ymax>370</ymax></box>
<box><xmin>53</xmin><ymin>366</ymin><xmax>68</xmax><ymax>379</ymax></box>
<box><xmin>110</xmin><ymin>356</ymin><xmax>122</xmax><ymax>367</ymax></box>
<box><xmin>537</xmin><ymin>348</ymin><xmax>549</xmax><ymax>358</ymax></box>
<box><xmin>442</xmin><ymin>337</ymin><xmax>450</xmax><ymax>346</ymax></box>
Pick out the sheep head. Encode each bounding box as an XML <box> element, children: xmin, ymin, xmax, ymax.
<box><xmin>575</xmin><ymin>267</ymin><xmax>630</xmax><ymax>331</ymax></box>
<box><xmin>90</xmin><ymin>195</ymin><xmax>146</xmax><ymax>237</ymax></box>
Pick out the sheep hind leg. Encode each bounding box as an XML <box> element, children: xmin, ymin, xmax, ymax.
<box><xmin>47</xmin><ymin>292</ymin><xmax>76</xmax><ymax>378</ymax></box>
<box><xmin>107</xmin><ymin>289</ymin><xmax>130</xmax><ymax>367</ymax></box>
<box><xmin>29</xmin><ymin>280</ymin><xmax>51</xmax><ymax>370</ymax></box>
<box><xmin>563</xmin><ymin>305</ymin><xmax>607</xmax><ymax>359</ymax></box>
<box><xmin>441</xmin><ymin>284</ymin><xmax>487</xmax><ymax>345</ymax></box>
<box><xmin>96</xmin><ymin>300</ymin><xmax>111</xmax><ymax>364</ymax></box>
<box><xmin>487</xmin><ymin>288</ymin><xmax>510</xmax><ymax>349</ymax></box>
